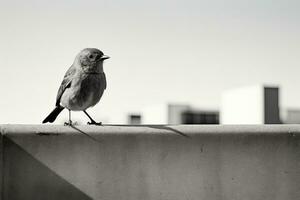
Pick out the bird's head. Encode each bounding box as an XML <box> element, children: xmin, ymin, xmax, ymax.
<box><xmin>76</xmin><ymin>48</ymin><xmax>109</xmax><ymax>73</ymax></box>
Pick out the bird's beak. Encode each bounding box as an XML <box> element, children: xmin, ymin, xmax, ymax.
<box><xmin>101</xmin><ymin>55</ymin><xmax>110</xmax><ymax>60</ymax></box>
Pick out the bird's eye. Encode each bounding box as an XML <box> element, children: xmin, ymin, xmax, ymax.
<box><xmin>89</xmin><ymin>55</ymin><xmax>94</xmax><ymax>59</ymax></box>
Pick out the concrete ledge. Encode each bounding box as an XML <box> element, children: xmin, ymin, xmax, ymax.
<box><xmin>1</xmin><ymin>124</ymin><xmax>300</xmax><ymax>200</ymax></box>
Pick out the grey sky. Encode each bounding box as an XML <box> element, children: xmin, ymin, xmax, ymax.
<box><xmin>0</xmin><ymin>0</ymin><xmax>300</xmax><ymax>124</ymax></box>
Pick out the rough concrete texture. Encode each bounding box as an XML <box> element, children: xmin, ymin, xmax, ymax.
<box><xmin>0</xmin><ymin>124</ymin><xmax>300</xmax><ymax>200</ymax></box>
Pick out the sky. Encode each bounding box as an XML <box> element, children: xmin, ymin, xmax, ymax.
<box><xmin>0</xmin><ymin>0</ymin><xmax>300</xmax><ymax>124</ymax></box>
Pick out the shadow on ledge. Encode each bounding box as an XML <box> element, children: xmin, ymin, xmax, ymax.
<box><xmin>110</xmin><ymin>124</ymin><xmax>190</xmax><ymax>138</ymax></box>
<box><xmin>69</xmin><ymin>124</ymin><xmax>102</xmax><ymax>143</ymax></box>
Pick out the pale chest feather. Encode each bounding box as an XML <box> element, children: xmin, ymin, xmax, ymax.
<box><xmin>61</xmin><ymin>73</ymin><xmax>106</xmax><ymax>110</ymax></box>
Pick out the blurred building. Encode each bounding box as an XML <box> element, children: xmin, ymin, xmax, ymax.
<box><xmin>283</xmin><ymin>109</ymin><xmax>300</xmax><ymax>124</ymax></box>
<box><xmin>181</xmin><ymin>110</ymin><xmax>219</xmax><ymax>124</ymax></box>
<box><xmin>128</xmin><ymin>114</ymin><xmax>142</xmax><ymax>125</ymax></box>
<box><xmin>221</xmin><ymin>85</ymin><xmax>281</xmax><ymax>124</ymax></box>
<box><xmin>128</xmin><ymin>85</ymin><xmax>297</xmax><ymax>125</ymax></box>
<box><xmin>140</xmin><ymin>104</ymin><xmax>219</xmax><ymax>124</ymax></box>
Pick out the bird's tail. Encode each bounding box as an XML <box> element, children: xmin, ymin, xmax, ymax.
<box><xmin>42</xmin><ymin>106</ymin><xmax>64</xmax><ymax>123</ymax></box>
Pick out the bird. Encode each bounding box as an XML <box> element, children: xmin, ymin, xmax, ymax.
<box><xmin>43</xmin><ymin>48</ymin><xmax>109</xmax><ymax>125</ymax></box>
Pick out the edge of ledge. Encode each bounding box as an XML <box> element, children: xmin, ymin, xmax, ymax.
<box><xmin>0</xmin><ymin>124</ymin><xmax>300</xmax><ymax>137</ymax></box>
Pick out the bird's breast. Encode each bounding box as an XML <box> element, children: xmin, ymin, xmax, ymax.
<box><xmin>61</xmin><ymin>73</ymin><xmax>106</xmax><ymax>111</ymax></box>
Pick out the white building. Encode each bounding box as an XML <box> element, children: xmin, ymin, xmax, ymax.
<box><xmin>221</xmin><ymin>85</ymin><xmax>281</xmax><ymax>124</ymax></box>
<box><xmin>141</xmin><ymin>103</ymin><xmax>219</xmax><ymax>124</ymax></box>
<box><xmin>283</xmin><ymin>109</ymin><xmax>300</xmax><ymax>124</ymax></box>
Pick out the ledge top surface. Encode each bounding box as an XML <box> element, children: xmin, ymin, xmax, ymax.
<box><xmin>0</xmin><ymin>124</ymin><xmax>300</xmax><ymax>136</ymax></box>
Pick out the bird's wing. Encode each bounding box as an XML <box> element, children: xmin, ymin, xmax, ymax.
<box><xmin>55</xmin><ymin>65</ymin><xmax>76</xmax><ymax>106</ymax></box>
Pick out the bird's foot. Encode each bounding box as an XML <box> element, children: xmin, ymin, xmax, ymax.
<box><xmin>64</xmin><ymin>120</ymin><xmax>73</xmax><ymax>126</ymax></box>
<box><xmin>87</xmin><ymin>120</ymin><xmax>102</xmax><ymax>126</ymax></box>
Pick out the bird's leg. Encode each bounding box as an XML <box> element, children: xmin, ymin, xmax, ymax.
<box><xmin>64</xmin><ymin>109</ymin><xmax>73</xmax><ymax>126</ymax></box>
<box><xmin>84</xmin><ymin>110</ymin><xmax>102</xmax><ymax>125</ymax></box>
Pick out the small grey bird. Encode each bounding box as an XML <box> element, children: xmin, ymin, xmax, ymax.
<box><xmin>43</xmin><ymin>48</ymin><xmax>109</xmax><ymax>125</ymax></box>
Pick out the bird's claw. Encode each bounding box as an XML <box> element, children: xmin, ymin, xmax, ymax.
<box><xmin>64</xmin><ymin>121</ymin><xmax>73</xmax><ymax>126</ymax></box>
<box><xmin>87</xmin><ymin>121</ymin><xmax>102</xmax><ymax>126</ymax></box>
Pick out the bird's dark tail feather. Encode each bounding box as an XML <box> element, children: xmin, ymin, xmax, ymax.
<box><xmin>42</xmin><ymin>106</ymin><xmax>64</xmax><ymax>123</ymax></box>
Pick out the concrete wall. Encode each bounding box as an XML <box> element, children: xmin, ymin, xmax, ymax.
<box><xmin>0</xmin><ymin>125</ymin><xmax>300</xmax><ymax>200</ymax></box>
